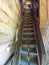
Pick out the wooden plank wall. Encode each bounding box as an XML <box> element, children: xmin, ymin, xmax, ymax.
<box><xmin>48</xmin><ymin>0</ymin><xmax>49</xmax><ymax>25</ymax></box>
<box><xmin>39</xmin><ymin>0</ymin><xmax>48</xmax><ymax>28</ymax></box>
<box><xmin>40</xmin><ymin>0</ymin><xmax>49</xmax><ymax>64</ymax></box>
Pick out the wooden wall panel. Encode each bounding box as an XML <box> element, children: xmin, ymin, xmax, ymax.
<box><xmin>40</xmin><ymin>0</ymin><xmax>49</xmax><ymax>64</ymax></box>
<box><xmin>48</xmin><ymin>0</ymin><xmax>49</xmax><ymax>25</ymax></box>
<box><xmin>39</xmin><ymin>0</ymin><xmax>47</xmax><ymax>28</ymax></box>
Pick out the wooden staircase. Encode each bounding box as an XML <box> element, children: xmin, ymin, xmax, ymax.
<box><xmin>18</xmin><ymin>11</ymin><xmax>40</xmax><ymax>65</ymax></box>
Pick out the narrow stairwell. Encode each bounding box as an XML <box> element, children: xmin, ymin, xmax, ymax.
<box><xmin>18</xmin><ymin>11</ymin><xmax>40</xmax><ymax>65</ymax></box>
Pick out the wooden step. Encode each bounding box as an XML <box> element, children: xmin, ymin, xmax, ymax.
<box><xmin>23</xmin><ymin>27</ymin><xmax>34</xmax><ymax>30</ymax></box>
<box><xmin>22</xmin><ymin>33</ymin><xmax>35</xmax><ymax>38</ymax></box>
<box><xmin>22</xmin><ymin>39</ymin><xmax>36</xmax><ymax>45</ymax></box>
<box><xmin>23</xmin><ymin>21</ymin><xmax>34</xmax><ymax>24</ymax></box>
<box><xmin>22</xmin><ymin>32</ymin><xmax>34</xmax><ymax>35</ymax></box>
<box><xmin>23</xmin><ymin>29</ymin><xmax>34</xmax><ymax>33</ymax></box>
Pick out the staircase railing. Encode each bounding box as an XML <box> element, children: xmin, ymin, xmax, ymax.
<box><xmin>34</xmin><ymin>22</ymin><xmax>46</xmax><ymax>65</ymax></box>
